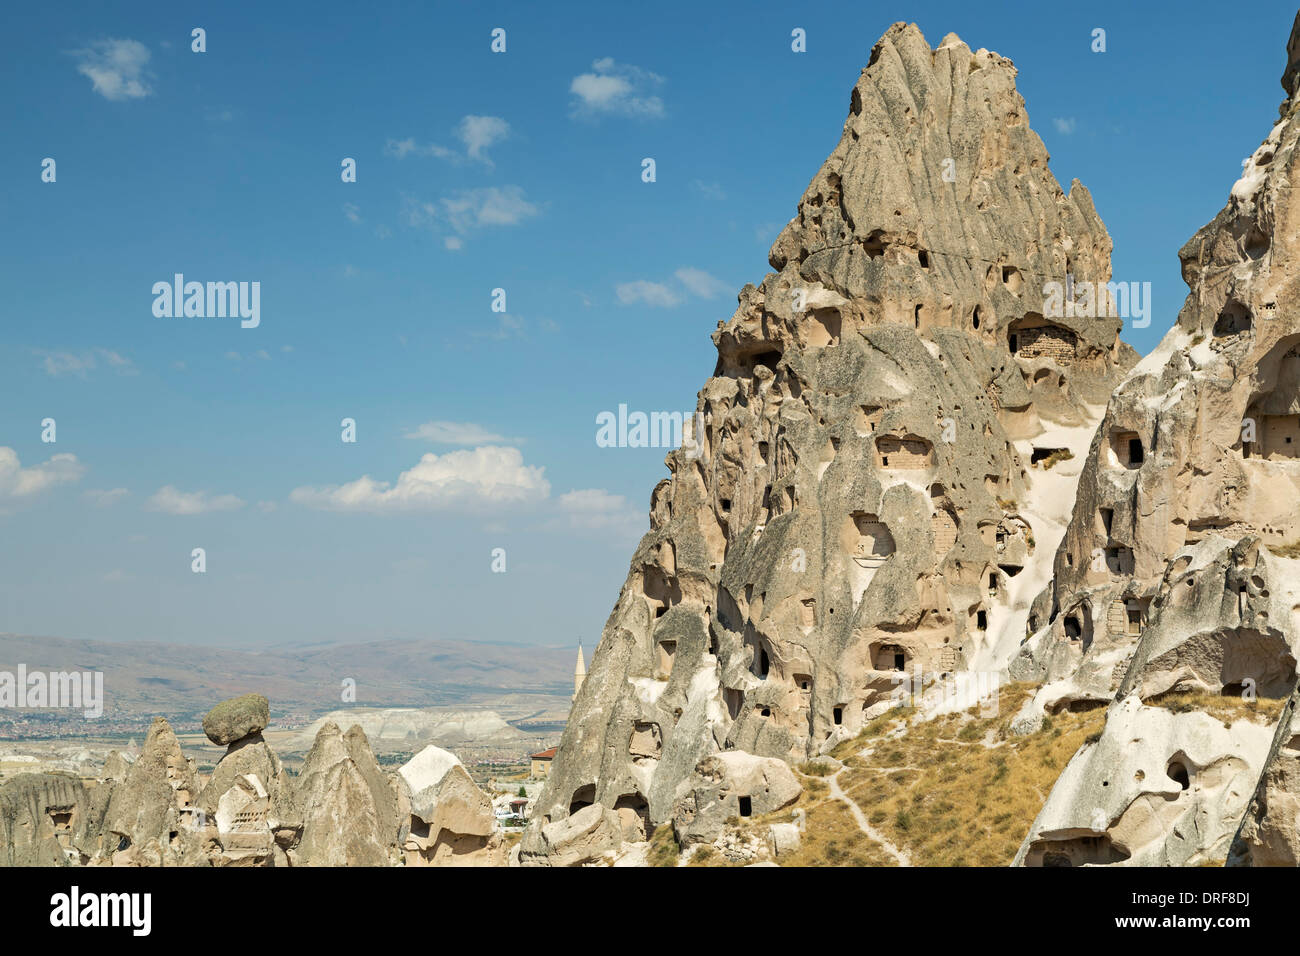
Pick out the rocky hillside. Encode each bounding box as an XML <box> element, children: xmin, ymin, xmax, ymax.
<box><xmin>13</xmin><ymin>16</ymin><xmax>1300</xmax><ymax>871</ymax></box>
<box><xmin>521</xmin><ymin>21</ymin><xmax>1136</xmax><ymax>865</ymax></box>
<box><xmin>1013</xmin><ymin>10</ymin><xmax>1300</xmax><ymax>867</ymax></box>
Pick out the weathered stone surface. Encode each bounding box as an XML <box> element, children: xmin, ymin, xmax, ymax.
<box><xmin>1016</xmin><ymin>695</ymin><xmax>1271</xmax><ymax>866</ymax></box>
<box><xmin>398</xmin><ymin>746</ymin><xmax>490</xmax><ymax>837</ymax></box>
<box><xmin>198</xmin><ymin>731</ymin><xmax>299</xmax><ymax>866</ymax></box>
<box><xmin>523</xmin><ymin>803</ymin><xmax>621</xmax><ymax>868</ymax></box>
<box><xmin>0</xmin><ymin>773</ymin><xmax>105</xmax><ymax>866</ymax></box>
<box><xmin>767</xmin><ymin>822</ymin><xmax>802</xmax><ymax>858</ymax></box>
<box><xmin>672</xmin><ymin>752</ymin><xmax>802</xmax><ymax>846</ymax></box>
<box><xmin>202</xmin><ymin>693</ymin><xmax>269</xmax><ymax>746</ymax></box>
<box><xmin>1015</xmin><ymin>11</ymin><xmax>1300</xmax><ymax>867</ymax></box>
<box><xmin>102</xmin><ymin>717</ymin><xmax>207</xmax><ymax>865</ymax></box>
<box><xmin>101</xmin><ymin>750</ymin><xmax>131</xmax><ymax>784</ymax></box>
<box><xmin>1230</xmin><ymin>686</ymin><xmax>1300</xmax><ymax>865</ymax></box>
<box><xmin>522</xmin><ymin>20</ymin><xmax>1132</xmax><ymax>863</ymax></box>
<box><xmin>396</xmin><ymin>746</ymin><xmax>502</xmax><ymax>866</ymax></box>
<box><xmin>294</xmin><ymin>722</ymin><xmax>397</xmax><ymax>866</ymax></box>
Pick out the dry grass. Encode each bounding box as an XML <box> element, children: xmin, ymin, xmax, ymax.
<box><xmin>829</xmin><ymin>683</ymin><xmax>1104</xmax><ymax>866</ymax></box>
<box><xmin>646</xmin><ymin>682</ymin><xmax>1283</xmax><ymax>867</ymax></box>
<box><xmin>769</xmin><ymin>797</ymin><xmax>897</xmax><ymax>867</ymax></box>
<box><xmin>724</xmin><ymin>686</ymin><xmax>1107</xmax><ymax>866</ymax></box>
<box><xmin>687</xmin><ymin>844</ymin><xmax>718</xmax><ymax>866</ymax></box>
<box><xmin>797</xmin><ymin>759</ymin><xmax>836</xmax><ymax>777</ymax></box>
<box><xmin>1145</xmin><ymin>687</ymin><xmax>1285</xmax><ymax>726</ymax></box>
<box><xmin>647</xmin><ymin>824</ymin><xmax>679</xmax><ymax>867</ymax></box>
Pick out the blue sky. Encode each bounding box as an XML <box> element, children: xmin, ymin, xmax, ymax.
<box><xmin>1</xmin><ymin>0</ymin><xmax>1295</xmax><ymax>649</ymax></box>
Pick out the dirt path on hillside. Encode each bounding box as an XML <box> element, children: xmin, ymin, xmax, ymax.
<box><xmin>828</xmin><ymin>766</ymin><xmax>912</xmax><ymax>866</ymax></box>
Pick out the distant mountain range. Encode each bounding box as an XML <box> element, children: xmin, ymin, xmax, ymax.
<box><xmin>0</xmin><ymin>633</ymin><xmax>574</xmax><ymax>719</ymax></box>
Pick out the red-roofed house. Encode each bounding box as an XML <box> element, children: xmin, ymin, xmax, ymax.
<box><xmin>530</xmin><ymin>747</ymin><xmax>557</xmax><ymax>779</ymax></box>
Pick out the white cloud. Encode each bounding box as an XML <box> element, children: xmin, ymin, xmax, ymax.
<box><xmin>145</xmin><ymin>485</ymin><xmax>245</xmax><ymax>515</ymax></box>
<box><xmin>290</xmin><ymin>446</ymin><xmax>550</xmax><ymax>513</ymax></box>
<box><xmin>399</xmin><ymin>186</ymin><xmax>540</xmax><ymax>246</ymax></box>
<box><xmin>457</xmin><ymin>115</ymin><xmax>510</xmax><ymax>163</ymax></box>
<box><xmin>343</xmin><ymin>202</ymin><xmax>361</xmax><ymax>224</ymax></box>
<box><xmin>384</xmin><ymin>137</ymin><xmax>454</xmax><ymax>160</ymax></box>
<box><xmin>570</xmin><ymin>58</ymin><xmax>665</xmax><ymax>119</ymax></box>
<box><xmin>1052</xmin><ymin>117</ymin><xmax>1077</xmax><ymax>135</ymax></box>
<box><xmin>72</xmin><ymin>38</ymin><xmax>153</xmax><ymax>101</ymax></box>
<box><xmin>0</xmin><ymin>449</ymin><xmax>85</xmax><ymax>500</ymax></box>
<box><xmin>616</xmin><ymin>280</ymin><xmax>681</xmax><ymax>307</ymax></box>
<box><xmin>554</xmin><ymin>488</ymin><xmax>645</xmax><ymax>538</ymax></box>
<box><xmin>617</xmin><ymin>268</ymin><xmax>730</xmax><ymax>307</ymax></box>
<box><xmin>404</xmin><ymin>421</ymin><xmax>511</xmax><ymax>444</ymax></box>
<box><xmin>386</xmin><ymin>115</ymin><xmax>510</xmax><ymax>165</ymax></box>
<box><xmin>85</xmin><ymin>487</ymin><xmax>129</xmax><ymax>507</ymax></box>
<box><xmin>440</xmin><ymin>186</ymin><xmax>540</xmax><ymax>233</ymax></box>
<box><xmin>400</xmin><ymin>195</ymin><xmax>438</xmax><ymax>228</ymax></box>
<box><xmin>37</xmin><ymin>348</ymin><xmax>135</xmax><ymax>378</ymax></box>
<box><xmin>674</xmin><ymin>267</ymin><xmax>730</xmax><ymax>299</ymax></box>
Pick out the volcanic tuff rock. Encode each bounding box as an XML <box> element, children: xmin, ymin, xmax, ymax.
<box><xmin>203</xmin><ymin>693</ymin><xmax>270</xmax><ymax>746</ymax></box>
<box><xmin>0</xmin><ymin>773</ymin><xmax>109</xmax><ymax>866</ymax></box>
<box><xmin>1016</xmin><ymin>11</ymin><xmax>1300</xmax><ymax>867</ymax></box>
<box><xmin>104</xmin><ymin>716</ymin><xmax>209</xmax><ymax>866</ymax></box>
<box><xmin>1230</xmin><ymin>686</ymin><xmax>1300</xmax><ymax>864</ymax></box>
<box><xmin>521</xmin><ymin>22</ymin><xmax>1134</xmax><ymax>864</ymax></box>
<box><xmin>0</xmin><ymin>697</ymin><xmax>501</xmax><ymax>867</ymax></box>
<box><xmin>671</xmin><ymin>752</ymin><xmax>802</xmax><ymax>846</ymax></box>
<box><xmin>397</xmin><ymin>745</ymin><xmax>503</xmax><ymax>866</ymax></box>
<box><xmin>295</xmin><ymin>722</ymin><xmax>401</xmax><ymax>866</ymax></box>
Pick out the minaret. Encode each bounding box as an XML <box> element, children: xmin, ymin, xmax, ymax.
<box><xmin>573</xmin><ymin>643</ymin><xmax>586</xmax><ymax>701</ymax></box>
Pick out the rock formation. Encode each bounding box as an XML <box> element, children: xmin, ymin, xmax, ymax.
<box><xmin>671</xmin><ymin>752</ymin><xmax>801</xmax><ymax>846</ymax></box>
<box><xmin>0</xmin><ymin>773</ymin><xmax>108</xmax><ymax>866</ymax></box>
<box><xmin>202</xmin><ymin>692</ymin><xmax>270</xmax><ymax>746</ymax></box>
<box><xmin>197</xmin><ymin>696</ymin><xmax>300</xmax><ymax>867</ymax></box>
<box><xmin>397</xmin><ymin>745</ymin><xmax>503</xmax><ymax>866</ymax></box>
<box><xmin>1015</xmin><ymin>11</ymin><xmax>1300</xmax><ymax>866</ymax></box>
<box><xmin>295</xmin><ymin>722</ymin><xmax>399</xmax><ymax>866</ymax></box>
<box><xmin>0</xmin><ymin>694</ymin><xmax>503</xmax><ymax>867</ymax></box>
<box><xmin>1230</xmin><ymin>687</ymin><xmax>1300</xmax><ymax>865</ymax></box>
<box><xmin>521</xmin><ymin>21</ymin><xmax>1134</xmax><ymax>864</ymax></box>
<box><xmin>103</xmin><ymin>717</ymin><xmax>208</xmax><ymax>866</ymax></box>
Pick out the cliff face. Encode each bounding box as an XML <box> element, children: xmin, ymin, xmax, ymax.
<box><xmin>1016</xmin><ymin>12</ymin><xmax>1300</xmax><ymax>867</ymax></box>
<box><xmin>522</xmin><ymin>22</ymin><xmax>1133</xmax><ymax>864</ymax></box>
